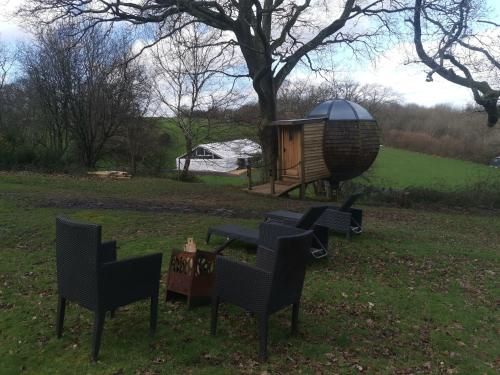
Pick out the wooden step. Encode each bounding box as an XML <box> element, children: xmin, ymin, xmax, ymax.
<box><xmin>279</xmin><ymin>176</ymin><xmax>300</xmax><ymax>185</ymax></box>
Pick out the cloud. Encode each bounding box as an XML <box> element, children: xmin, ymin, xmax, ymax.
<box><xmin>355</xmin><ymin>44</ymin><xmax>474</xmax><ymax>108</ymax></box>
<box><xmin>0</xmin><ymin>0</ymin><xmax>28</xmax><ymax>42</ymax></box>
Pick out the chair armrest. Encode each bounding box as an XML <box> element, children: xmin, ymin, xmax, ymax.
<box><xmin>100</xmin><ymin>240</ymin><xmax>117</xmax><ymax>263</ymax></box>
<box><xmin>100</xmin><ymin>253</ymin><xmax>163</xmax><ymax>287</ymax></box>
<box><xmin>215</xmin><ymin>256</ymin><xmax>272</xmax><ymax>311</ymax></box>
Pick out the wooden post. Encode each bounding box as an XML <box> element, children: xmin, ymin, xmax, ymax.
<box><xmin>325</xmin><ymin>180</ymin><xmax>332</xmax><ymax>200</ymax></box>
<box><xmin>329</xmin><ymin>180</ymin><xmax>339</xmax><ymax>201</ymax></box>
<box><xmin>312</xmin><ymin>181</ymin><xmax>319</xmax><ymax>196</ymax></box>
<box><xmin>247</xmin><ymin>163</ymin><xmax>252</xmax><ymax>190</ymax></box>
<box><xmin>299</xmin><ymin>127</ymin><xmax>306</xmax><ymax>199</ymax></box>
<box><xmin>270</xmin><ymin>168</ymin><xmax>275</xmax><ymax>195</ymax></box>
<box><xmin>299</xmin><ymin>161</ymin><xmax>306</xmax><ymax>199</ymax></box>
<box><xmin>277</xmin><ymin>127</ymin><xmax>282</xmax><ymax>181</ymax></box>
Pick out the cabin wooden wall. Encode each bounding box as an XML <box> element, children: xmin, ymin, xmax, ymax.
<box><xmin>323</xmin><ymin>120</ymin><xmax>379</xmax><ymax>181</ymax></box>
<box><xmin>303</xmin><ymin>121</ymin><xmax>330</xmax><ymax>182</ymax></box>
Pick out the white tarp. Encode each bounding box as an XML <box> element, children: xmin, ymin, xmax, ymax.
<box><xmin>175</xmin><ymin>139</ymin><xmax>261</xmax><ymax>172</ymax></box>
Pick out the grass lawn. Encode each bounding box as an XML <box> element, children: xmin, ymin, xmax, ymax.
<box><xmin>358</xmin><ymin>147</ymin><xmax>500</xmax><ymax>191</ymax></box>
<box><xmin>0</xmin><ymin>172</ymin><xmax>498</xmax><ymax>374</ymax></box>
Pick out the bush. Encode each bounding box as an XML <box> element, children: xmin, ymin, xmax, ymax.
<box><xmin>378</xmin><ymin>103</ymin><xmax>500</xmax><ymax>163</ymax></box>
<box><xmin>0</xmin><ymin>135</ymin><xmax>36</xmax><ymax>169</ymax></box>
<box><xmin>340</xmin><ymin>177</ymin><xmax>500</xmax><ymax>210</ymax></box>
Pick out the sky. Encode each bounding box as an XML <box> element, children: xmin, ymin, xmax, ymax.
<box><xmin>1</xmin><ymin>0</ymin><xmax>499</xmax><ymax>109</ymax></box>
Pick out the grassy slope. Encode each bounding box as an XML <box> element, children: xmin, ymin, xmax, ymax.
<box><xmin>360</xmin><ymin>147</ymin><xmax>500</xmax><ymax>191</ymax></box>
<box><xmin>0</xmin><ymin>172</ymin><xmax>498</xmax><ymax>374</ymax></box>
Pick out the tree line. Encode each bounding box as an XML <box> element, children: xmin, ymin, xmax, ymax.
<box><xmin>16</xmin><ymin>0</ymin><xmax>499</xmax><ymax>179</ymax></box>
<box><xmin>1</xmin><ymin>0</ymin><xmax>499</xmax><ymax>174</ymax></box>
<box><xmin>0</xmin><ymin>24</ymin><xmax>170</xmax><ymax>172</ymax></box>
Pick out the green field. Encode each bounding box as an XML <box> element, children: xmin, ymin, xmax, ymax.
<box><xmin>0</xmin><ymin>172</ymin><xmax>498</xmax><ymax>374</ymax></box>
<box><xmin>363</xmin><ymin>147</ymin><xmax>500</xmax><ymax>191</ymax></box>
<box><xmin>179</xmin><ymin>146</ymin><xmax>500</xmax><ymax>198</ymax></box>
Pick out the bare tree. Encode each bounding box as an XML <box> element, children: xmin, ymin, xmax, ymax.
<box><xmin>278</xmin><ymin>78</ymin><xmax>398</xmax><ymax>118</ymax></box>
<box><xmin>409</xmin><ymin>0</ymin><xmax>500</xmax><ymax>126</ymax></box>
<box><xmin>330</xmin><ymin>81</ymin><xmax>399</xmax><ymax>114</ymax></box>
<box><xmin>23</xmin><ymin>23</ymin><xmax>150</xmax><ymax>168</ymax></box>
<box><xmin>277</xmin><ymin>79</ymin><xmax>331</xmax><ymax>118</ymax></box>
<box><xmin>122</xmin><ymin>117</ymin><xmax>170</xmax><ymax>175</ymax></box>
<box><xmin>151</xmin><ymin>21</ymin><xmax>240</xmax><ymax>179</ymax></box>
<box><xmin>0</xmin><ymin>37</ymin><xmax>18</xmax><ymax>128</ymax></box>
<box><xmin>20</xmin><ymin>0</ymin><xmax>406</xmax><ymax>176</ymax></box>
<box><xmin>22</xmin><ymin>28</ymin><xmax>73</xmax><ymax>158</ymax></box>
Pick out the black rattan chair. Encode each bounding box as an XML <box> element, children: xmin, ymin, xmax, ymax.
<box><xmin>210</xmin><ymin>223</ymin><xmax>313</xmax><ymax>361</ymax></box>
<box><xmin>55</xmin><ymin>217</ymin><xmax>163</xmax><ymax>361</ymax></box>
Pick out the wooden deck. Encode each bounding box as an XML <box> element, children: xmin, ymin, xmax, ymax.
<box><xmin>245</xmin><ymin>179</ymin><xmax>302</xmax><ymax>197</ymax></box>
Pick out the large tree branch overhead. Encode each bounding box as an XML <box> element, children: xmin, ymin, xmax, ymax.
<box><xmin>21</xmin><ymin>1</ymin><xmax>398</xmax><ymax>93</ymax></box>
<box><xmin>20</xmin><ymin>1</ymin><xmax>498</xmax><ymax>130</ymax></box>
<box><xmin>17</xmin><ymin>0</ymin><xmax>406</xmax><ymax>181</ymax></box>
<box><xmin>411</xmin><ymin>0</ymin><xmax>500</xmax><ymax>126</ymax></box>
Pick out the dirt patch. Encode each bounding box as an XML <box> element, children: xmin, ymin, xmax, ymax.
<box><xmin>37</xmin><ymin>197</ymin><xmax>261</xmax><ymax>219</ymax></box>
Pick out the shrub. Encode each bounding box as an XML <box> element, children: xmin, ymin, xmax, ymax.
<box><xmin>340</xmin><ymin>177</ymin><xmax>500</xmax><ymax>210</ymax></box>
<box><xmin>378</xmin><ymin>103</ymin><xmax>500</xmax><ymax>163</ymax></box>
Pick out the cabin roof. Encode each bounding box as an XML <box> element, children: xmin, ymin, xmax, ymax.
<box><xmin>270</xmin><ymin>99</ymin><xmax>375</xmax><ymax>126</ymax></box>
<box><xmin>270</xmin><ymin>117</ymin><xmax>327</xmax><ymax>126</ymax></box>
<box><xmin>308</xmin><ymin>99</ymin><xmax>375</xmax><ymax>121</ymax></box>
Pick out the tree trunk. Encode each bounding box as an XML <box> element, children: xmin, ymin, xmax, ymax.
<box><xmin>83</xmin><ymin>144</ymin><xmax>97</xmax><ymax>169</ymax></box>
<box><xmin>254</xmin><ymin>74</ymin><xmax>278</xmax><ymax>183</ymax></box>
<box><xmin>130</xmin><ymin>153</ymin><xmax>137</xmax><ymax>175</ymax></box>
<box><xmin>181</xmin><ymin>138</ymin><xmax>192</xmax><ymax>180</ymax></box>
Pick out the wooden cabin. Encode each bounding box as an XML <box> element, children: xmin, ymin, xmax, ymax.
<box><xmin>249</xmin><ymin>99</ymin><xmax>380</xmax><ymax>197</ymax></box>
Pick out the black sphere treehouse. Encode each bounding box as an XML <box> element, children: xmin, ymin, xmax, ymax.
<box><xmin>250</xmin><ymin>99</ymin><xmax>380</xmax><ymax>197</ymax></box>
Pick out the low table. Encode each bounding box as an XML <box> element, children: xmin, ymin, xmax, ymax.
<box><xmin>165</xmin><ymin>249</ymin><xmax>216</xmax><ymax>309</ymax></box>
